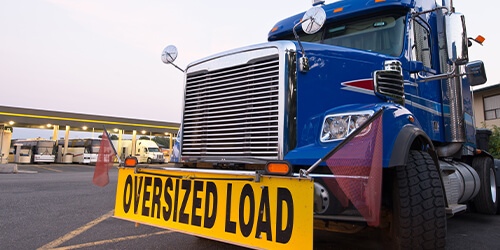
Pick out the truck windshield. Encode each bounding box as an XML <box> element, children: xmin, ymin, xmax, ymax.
<box><xmin>278</xmin><ymin>13</ymin><xmax>406</xmax><ymax>57</ymax></box>
<box><xmin>148</xmin><ymin>148</ymin><xmax>160</xmax><ymax>152</ymax></box>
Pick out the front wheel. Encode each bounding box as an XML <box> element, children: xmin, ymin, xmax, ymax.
<box><xmin>472</xmin><ymin>156</ymin><xmax>498</xmax><ymax>214</ymax></box>
<box><xmin>389</xmin><ymin>150</ymin><xmax>447</xmax><ymax>249</ymax></box>
<box><xmin>147</xmin><ymin>158</ymin><xmax>152</xmax><ymax>164</ymax></box>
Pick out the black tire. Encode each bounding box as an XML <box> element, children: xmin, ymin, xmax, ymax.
<box><xmin>390</xmin><ymin>150</ymin><xmax>446</xmax><ymax>249</ymax></box>
<box><xmin>497</xmin><ymin>190</ymin><xmax>500</xmax><ymax>214</ymax></box>
<box><xmin>472</xmin><ymin>156</ymin><xmax>498</xmax><ymax>215</ymax></box>
<box><xmin>147</xmin><ymin>158</ymin><xmax>152</xmax><ymax>164</ymax></box>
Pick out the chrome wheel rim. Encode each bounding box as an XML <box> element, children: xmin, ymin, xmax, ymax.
<box><xmin>490</xmin><ymin>168</ymin><xmax>497</xmax><ymax>203</ymax></box>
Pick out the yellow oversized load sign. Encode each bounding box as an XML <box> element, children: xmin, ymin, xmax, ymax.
<box><xmin>114</xmin><ymin>167</ymin><xmax>313</xmax><ymax>249</ymax></box>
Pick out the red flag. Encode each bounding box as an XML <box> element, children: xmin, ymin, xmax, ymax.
<box><xmin>325</xmin><ymin>115</ymin><xmax>383</xmax><ymax>226</ymax></box>
<box><xmin>92</xmin><ymin>129</ymin><xmax>116</xmax><ymax>187</ymax></box>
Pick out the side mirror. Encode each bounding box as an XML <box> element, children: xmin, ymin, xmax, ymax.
<box><xmin>444</xmin><ymin>13</ymin><xmax>468</xmax><ymax>65</ymax></box>
<box><xmin>293</xmin><ymin>6</ymin><xmax>326</xmax><ymax>72</ymax></box>
<box><xmin>466</xmin><ymin>60</ymin><xmax>487</xmax><ymax>86</ymax></box>
<box><xmin>161</xmin><ymin>45</ymin><xmax>185</xmax><ymax>73</ymax></box>
<box><xmin>161</xmin><ymin>45</ymin><xmax>178</xmax><ymax>64</ymax></box>
<box><xmin>301</xmin><ymin>6</ymin><xmax>326</xmax><ymax>35</ymax></box>
<box><xmin>409</xmin><ymin>61</ymin><xmax>424</xmax><ymax>73</ymax></box>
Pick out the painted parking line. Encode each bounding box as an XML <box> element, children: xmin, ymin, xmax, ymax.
<box><xmin>51</xmin><ymin>231</ymin><xmax>173</xmax><ymax>250</ymax></box>
<box><xmin>76</xmin><ymin>165</ymin><xmax>95</xmax><ymax>169</ymax></box>
<box><xmin>30</xmin><ymin>165</ymin><xmax>63</xmax><ymax>173</ymax></box>
<box><xmin>37</xmin><ymin>210</ymin><xmax>115</xmax><ymax>250</ymax></box>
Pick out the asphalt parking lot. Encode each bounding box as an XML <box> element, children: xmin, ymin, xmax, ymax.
<box><xmin>1</xmin><ymin>163</ymin><xmax>499</xmax><ymax>249</ymax></box>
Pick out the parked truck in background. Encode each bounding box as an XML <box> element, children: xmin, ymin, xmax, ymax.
<box><xmin>113</xmin><ymin>0</ymin><xmax>495</xmax><ymax>249</ymax></box>
<box><xmin>113</xmin><ymin>139</ymin><xmax>164</xmax><ymax>164</ymax></box>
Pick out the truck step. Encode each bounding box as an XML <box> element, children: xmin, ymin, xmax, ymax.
<box><xmin>446</xmin><ymin>204</ymin><xmax>467</xmax><ymax>215</ymax></box>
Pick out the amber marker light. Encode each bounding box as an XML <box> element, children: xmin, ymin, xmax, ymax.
<box><xmin>124</xmin><ymin>157</ymin><xmax>138</xmax><ymax>167</ymax></box>
<box><xmin>8</xmin><ymin>121</ymin><xmax>14</xmax><ymax>125</ymax></box>
<box><xmin>271</xmin><ymin>27</ymin><xmax>278</xmax><ymax>32</ymax></box>
<box><xmin>475</xmin><ymin>35</ymin><xmax>485</xmax><ymax>44</ymax></box>
<box><xmin>141</xmin><ymin>130</ymin><xmax>146</xmax><ymax>134</ymax></box>
<box><xmin>334</xmin><ymin>7</ymin><xmax>343</xmax><ymax>13</ymax></box>
<box><xmin>47</xmin><ymin>124</ymin><xmax>52</xmax><ymax>128</ymax></box>
<box><xmin>265</xmin><ymin>162</ymin><xmax>293</xmax><ymax>176</ymax></box>
<box><xmin>114</xmin><ymin>128</ymin><xmax>119</xmax><ymax>132</ymax></box>
<box><xmin>408</xmin><ymin>115</ymin><xmax>415</xmax><ymax>123</ymax></box>
<box><xmin>82</xmin><ymin>126</ymin><xmax>88</xmax><ymax>130</ymax></box>
<box><xmin>375</xmin><ymin>0</ymin><xmax>386</xmax><ymax>2</ymax></box>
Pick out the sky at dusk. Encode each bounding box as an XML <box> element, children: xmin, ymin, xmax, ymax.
<box><xmin>1</xmin><ymin>0</ymin><xmax>498</xmax><ymax>139</ymax></box>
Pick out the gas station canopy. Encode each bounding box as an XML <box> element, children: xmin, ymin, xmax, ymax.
<box><xmin>0</xmin><ymin>105</ymin><xmax>180</xmax><ymax>136</ymax></box>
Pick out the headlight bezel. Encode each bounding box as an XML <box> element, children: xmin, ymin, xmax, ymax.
<box><xmin>320</xmin><ymin>110</ymin><xmax>374</xmax><ymax>143</ymax></box>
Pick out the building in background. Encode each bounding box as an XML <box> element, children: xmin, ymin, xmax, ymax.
<box><xmin>473</xmin><ymin>83</ymin><xmax>500</xmax><ymax>128</ymax></box>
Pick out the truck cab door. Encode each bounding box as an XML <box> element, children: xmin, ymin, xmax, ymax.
<box><xmin>406</xmin><ymin>16</ymin><xmax>443</xmax><ymax>141</ymax></box>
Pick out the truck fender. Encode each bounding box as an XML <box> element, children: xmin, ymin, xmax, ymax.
<box><xmin>388</xmin><ymin>124</ymin><xmax>437</xmax><ymax>168</ymax></box>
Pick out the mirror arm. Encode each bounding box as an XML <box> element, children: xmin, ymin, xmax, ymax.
<box><xmin>411</xmin><ymin>6</ymin><xmax>450</xmax><ymax>20</ymax></box>
<box><xmin>170</xmin><ymin>62</ymin><xmax>185</xmax><ymax>73</ymax></box>
<box><xmin>468</xmin><ymin>37</ymin><xmax>484</xmax><ymax>46</ymax></box>
<box><xmin>293</xmin><ymin>19</ymin><xmax>309</xmax><ymax>58</ymax></box>
<box><xmin>293</xmin><ymin>19</ymin><xmax>311</xmax><ymax>72</ymax></box>
<box><xmin>416</xmin><ymin>63</ymin><xmax>456</xmax><ymax>83</ymax></box>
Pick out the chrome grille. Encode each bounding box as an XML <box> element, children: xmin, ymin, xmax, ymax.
<box><xmin>374</xmin><ymin>70</ymin><xmax>404</xmax><ymax>104</ymax></box>
<box><xmin>182</xmin><ymin>55</ymin><xmax>280</xmax><ymax>159</ymax></box>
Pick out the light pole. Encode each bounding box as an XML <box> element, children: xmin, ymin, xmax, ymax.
<box><xmin>0</xmin><ymin>125</ymin><xmax>5</xmax><ymax>164</ymax></box>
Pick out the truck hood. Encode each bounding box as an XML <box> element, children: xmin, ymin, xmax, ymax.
<box><xmin>293</xmin><ymin>42</ymin><xmax>398</xmax><ymax>148</ymax></box>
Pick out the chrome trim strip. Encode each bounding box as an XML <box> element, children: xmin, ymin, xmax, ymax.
<box><xmin>184</xmin><ymin>95</ymin><xmax>278</xmax><ymax>108</ymax></box>
<box><xmin>185</xmin><ymin>104</ymin><xmax>279</xmax><ymax>118</ymax></box>
<box><xmin>182</xmin><ymin>156</ymin><xmax>275</xmax><ymax>164</ymax></box>
<box><xmin>183</xmin><ymin>115</ymin><xmax>279</xmax><ymax>126</ymax></box>
<box><xmin>405</xmin><ymin>100</ymin><xmax>442</xmax><ymax>116</ymax></box>
<box><xmin>314</xmin><ymin>215</ymin><xmax>366</xmax><ymax>222</ymax></box>
<box><xmin>183</xmin><ymin>110</ymin><xmax>278</xmax><ymax>122</ymax></box>
<box><xmin>187</xmin><ymin>69</ymin><xmax>279</xmax><ymax>89</ymax></box>
<box><xmin>293</xmin><ymin>173</ymin><xmax>369</xmax><ymax>179</ymax></box>
<box><xmin>183</xmin><ymin>117</ymin><xmax>277</xmax><ymax>129</ymax></box>
<box><xmin>183</xmin><ymin>136</ymin><xmax>278</xmax><ymax>142</ymax></box>
<box><xmin>185</xmin><ymin>79</ymin><xmax>278</xmax><ymax>96</ymax></box>
<box><xmin>184</xmin><ymin>89</ymin><xmax>279</xmax><ymax>105</ymax></box>
<box><xmin>136</xmin><ymin>167</ymin><xmax>258</xmax><ymax>176</ymax></box>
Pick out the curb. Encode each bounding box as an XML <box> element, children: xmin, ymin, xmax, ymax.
<box><xmin>17</xmin><ymin>170</ymin><xmax>38</xmax><ymax>174</ymax></box>
<box><xmin>0</xmin><ymin>164</ymin><xmax>18</xmax><ymax>174</ymax></box>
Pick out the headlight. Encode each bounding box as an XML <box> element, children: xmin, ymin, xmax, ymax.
<box><xmin>320</xmin><ymin>111</ymin><xmax>374</xmax><ymax>142</ymax></box>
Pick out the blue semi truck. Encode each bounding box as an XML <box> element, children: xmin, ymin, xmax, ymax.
<box><xmin>115</xmin><ymin>0</ymin><xmax>495</xmax><ymax>249</ymax></box>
